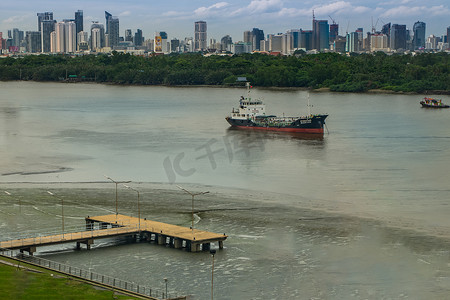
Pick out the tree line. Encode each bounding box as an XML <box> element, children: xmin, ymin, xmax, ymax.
<box><xmin>0</xmin><ymin>51</ymin><xmax>448</xmax><ymax>93</ymax></box>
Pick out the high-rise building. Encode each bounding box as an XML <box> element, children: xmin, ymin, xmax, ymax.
<box><xmin>330</xmin><ymin>23</ymin><xmax>339</xmax><ymax>43</ymax></box>
<box><xmin>75</xmin><ymin>10</ymin><xmax>83</xmax><ymax>34</ymax></box>
<box><xmin>90</xmin><ymin>22</ymin><xmax>105</xmax><ymax>50</ymax></box>
<box><xmin>413</xmin><ymin>21</ymin><xmax>426</xmax><ymax>50</ymax></box>
<box><xmin>268</xmin><ymin>34</ymin><xmax>282</xmax><ymax>52</ymax></box>
<box><xmin>41</xmin><ymin>19</ymin><xmax>56</xmax><ymax>52</ymax></box>
<box><xmin>289</xmin><ymin>29</ymin><xmax>301</xmax><ymax>49</ymax></box>
<box><xmin>26</xmin><ymin>31</ymin><xmax>41</xmax><ymax>53</ymax></box>
<box><xmin>12</xmin><ymin>28</ymin><xmax>24</xmax><ymax>47</ymax></box>
<box><xmin>345</xmin><ymin>32</ymin><xmax>359</xmax><ymax>52</ymax></box>
<box><xmin>194</xmin><ymin>21</ymin><xmax>207</xmax><ymax>51</ymax></box>
<box><xmin>221</xmin><ymin>35</ymin><xmax>232</xmax><ymax>52</ymax></box>
<box><xmin>134</xmin><ymin>29</ymin><xmax>143</xmax><ymax>46</ymax></box>
<box><xmin>171</xmin><ymin>38</ymin><xmax>180</xmax><ymax>52</ymax></box>
<box><xmin>37</xmin><ymin>12</ymin><xmax>53</xmax><ymax>32</ymax></box>
<box><xmin>313</xmin><ymin>18</ymin><xmax>329</xmax><ymax>50</ymax></box>
<box><xmin>252</xmin><ymin>28</ymin><xmax>264</xmax><ymax>51</ymax></box>
<box><xmin>381</xmin><ymin>22</ymin><xmax>391</xmax><ymax>48</ymax></box>
<box><xmin>243</xmin><ymin>31</ymin><xmax>252</xmax><ymax>44</ymax></box>
<box><xmin>54</xmin><ymin>21</ymin><xmax>76</xmax><ymax>53</ymax></box>
<box><xmin>107</xmin><ymin>16</ymin><xmax>119</xmax><ymax>48</ymax></box>
<box><xmin>0</xmin><ymin>32</ymin><xmax>3</xmax><ymax>50</ymax></box>
<box><xmin>125</xmin><ymin>29</ymin><xmax>132</xmax><ymax>42</ymax></box>
<box><xmin>370</xmin><ymin>34</ymin><xmax>388</xmax><ymax>52</ymax></box>
<box><xmin>105</xmin><ymin>11</ymin><xmax>112</xmax><ymax>34</ymax></box>
<box><xmin>390</xmin><ymin>24</ymin><xmax>407</xmax><ymax>50</ymax></box>
<box><xmin>299</xmin><ymin>30</ymin><xmax>313</xmax><ymax>50</ymax></box>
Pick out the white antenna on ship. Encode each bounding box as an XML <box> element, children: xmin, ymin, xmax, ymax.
<box><xmin>307</xmin><ymin>94</ymin><xmax>312</xmax><ymax>118</ymax></box>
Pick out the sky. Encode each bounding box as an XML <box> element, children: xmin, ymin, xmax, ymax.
<box><xmin>1</xmin><ymin>0</ymin><xmax>449</xmax><ymax>41</ymax></box>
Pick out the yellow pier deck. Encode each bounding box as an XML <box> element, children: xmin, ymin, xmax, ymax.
<box><xmin>0</xmin><ymin>214</ymin><xmax>227</xmax><ymax>254</ymax></box>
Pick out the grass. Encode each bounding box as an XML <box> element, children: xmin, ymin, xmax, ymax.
<box><xmin>0</xmin><ymin>257</ymin><xmax>140</xmax><ymax>300</ymax></box>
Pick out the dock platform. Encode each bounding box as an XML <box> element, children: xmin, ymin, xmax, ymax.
<box><xmin>0</xmin><ymin>214</ymin><xmax>227</xmax><ymax>255</ymax></box>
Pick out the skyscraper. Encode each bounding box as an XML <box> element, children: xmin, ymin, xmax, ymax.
<box><xmin>329</xmin><ymin>23</ymin><xmax>339</xmax><ymax>43</ymax></box>
<box><xmin>75</xmin><ymin>10</ymin><xmax>83</xmax><ymax>33</ymax></box>
<box><xmin>313</xmin><ymin>18</ymin><xmax>329</xmax><ymax>51</ymax></box>
<box><xmin>413</xmin><ymin>21</ymin><xmax>426</xmax><ymax>50</ymax></box>
<box><xmin>345</xmin><ymin>32</ymin><xmax>359</xmax><ymax>52</ymax></box>
<box><xmin>41</xmin><ymin>19</ymin><xmax>56</xmax><ymax>52</ymax></box>
<box><xmin>390</xmin><ymin>24</ymin><xmax>407</xmax><ymax>50</ymax></box>
<box><xmin>26</xmin><ymin>31</ymin><xmax>41</xmax><ymax>53</ymax></box>
<box><xmin>107</xmin><ymin>16</ymin><xmax>119</xmax><ymax>48</ymax></box>
<box><xmin>194</xmin><ymin>21</ymin><xmax>207</xmax><ymax>51</ymax></box>
<box><xmin>105</xmin><ymin>11</ymin><xmax>112</xmax><ymax>34</ymax></box>
<box><xmin>54</xmin><ymin>21</ymin><xmax>76</xmax><ymax>53</ymax></box>
<box><xmin>125</xmin><ymin>29</ymin><xmax>132</xmax><ymax>42</ymax></box>
<box><xmin>37</xmin><ymin>12</ymin><xmax>53</xmax><ymax>32</ymax></box>
<box><xmin>252</xmin><ymin>28</ymin><xmax>264</xmax><ymax>51</ymax></box>
<box><xmin>134</xmin><ymin>29</ymin><xmax>143</xmax><ymax>46</ymax></box>
<box><xmin>12</xmin><ymin>28</ymin><xmax>23</xmax><ymax>47</ymax></box>
<box><xmin>90</xmin><ymin>22</ymin><xmax>105</xmax><ymax>50</ymax></box>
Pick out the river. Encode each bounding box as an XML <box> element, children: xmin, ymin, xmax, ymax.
<box><xmin>1</xmin><ymin>82</ymin><xmax>449</xmax><ymax>299</ymax></box>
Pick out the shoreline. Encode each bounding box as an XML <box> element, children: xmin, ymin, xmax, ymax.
<box><xmin>5</xmin><ymin>80</ymin><xmax>450</xmax><ymax>96</ymax></box>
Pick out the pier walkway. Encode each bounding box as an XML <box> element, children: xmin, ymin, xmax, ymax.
<box><xmin>0</xmin><ymin>214</ymin><xmax>227</xmax><ymax>255</ymax></box>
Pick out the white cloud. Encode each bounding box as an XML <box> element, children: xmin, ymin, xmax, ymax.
<box><xmin>194</xmin><ymin>2</ymin><xmax>230</xmax><ymax>17</ymax></box>
<box><xmin>2</xmin><ymin>15</ymin><xmax>30</xmax><ymax>25</ymax></box>
<box><xmin>381</xmin><ymin>5</ymin><xmax>450</xmax><ymax>17</ymax></box>
<box><xmin>119</xmin><ymin>11</ymin><xmax>132</xmax><ymax>17</ymax></box>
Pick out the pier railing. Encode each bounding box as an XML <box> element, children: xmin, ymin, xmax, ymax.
<box><xmin>0</xmin><ymin>247</ymin><xmax>185</xmax><ymax>300</ymax></box>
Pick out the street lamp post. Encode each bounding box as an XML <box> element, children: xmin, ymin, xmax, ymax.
<box><xmin>163</xmin><ymin>278</ymin><xmax>168</xmax><ymax>299</ymax></box>
<box><xmin>123</xmin><ymin>185</ymin><xmax>141</xmax><ymax>230</ymax></box>
<box><xmin>210</xmin><ymin>249</ymin><xmax>216</xmax><ymax>300</ymax></box>
<box><xmin>176</xmin><ymin>185</ymin><xmax>209</xmax><ymax>233</ymax></box>
<box><xmin>104</xmin><ymin>175</ymin><xmax>131</xmax><ymax>219</ymax></box>
<box><xmin>47</xmin><ymin>191</ymin><xmax>64</xmax><ymax>238</ymax></box>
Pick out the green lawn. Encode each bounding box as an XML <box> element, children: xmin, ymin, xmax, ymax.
<box><xmin>0</xmin><ymin>258</ymin><xmax>140</xmax><ymax>300</ymax></box>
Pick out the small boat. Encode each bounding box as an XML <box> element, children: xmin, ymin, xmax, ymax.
<box><xmin>225</xmin><ymin>83</ymin><xmax>328</xmax><ymax>134</ymax></box>
<box><xmin>420</xmin><ymin>97</ymin><xmax>449</xmax><ymax>108</ymax></box>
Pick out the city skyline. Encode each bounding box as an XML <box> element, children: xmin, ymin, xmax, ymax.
<box><xmin>1</xmin><ymin>0</ymin><xmax>449</xmax><ymax>41</ymax></box>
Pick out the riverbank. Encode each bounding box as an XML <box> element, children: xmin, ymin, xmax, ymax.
<box><xmin>0</xmin><ymin>256</ymin><xmax>143</xmax><ymax>299</ymax></box>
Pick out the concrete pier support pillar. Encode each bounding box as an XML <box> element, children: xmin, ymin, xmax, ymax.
<box><xmin>157</xmin><ymin>234</ymin><xmax>165</xmax><ymax>245</ymax></box>
<box><xmin>191</xmin><ymin>243</ymin><xmax>200</xmax><ymax>253</ymax></box>
<box><xmin>202</xmin><ymin>243</ymin><xmax>211</xmax><ymax>251</ymax></box>
<box><xmin>219</xmin><ymin>241</ymin><xmax>224</xmax><ymax>249</ymax></box>
<box><xmin>174</xmin><ymin>238</ymin><xmax>182</xmax><ymax>249</ymax></box>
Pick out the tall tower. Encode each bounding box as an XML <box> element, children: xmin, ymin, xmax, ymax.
<box><xmin>41</xmin><ymin>19</ymin><xmax>56</xmax><ymax>52</ymax></box>
<box><xmin>412</xmin><ymin>21</ymin><xmax>426</xmax><ymax>50</ymax></box>
<box><xmin>90</xmin><ymin>22</ymin><xmax>105</xmax><ymax>50</ymax></box>
<box><xmin>252</xmin><ymin>28</ymin><xmax>264</xmax><ymax>51</ymax></box>
<box><xmin>37</xmin><ymin>12</ymin><xmax>53</xmax><ymax>32</ymax></box>
<box><xmin>390</xmin><ymin>24</ymin><xmax>407</xmax><ymax>50</ymax></box>
<box><xmin>313</xmin><ymin>18</ymin><xmax>329</xmax><ymax>51</ymax></box>
<box><xmin>194</xmin><ymin>21</ymin><xmax>207</xmax><ymax>51</ymax></box>
<box><xmin>105</xmin><ymin>11</ymin><xmax>112</xmax><ymax>34</ymax></box>
<box><xmin>108</xmin><ymin>16</ymin><xmax>119</xmax><ymax>48</ymax></box>
<box><xmin>75</xmin><ymin>10</ymin><xmax>83</xmax><ymax>33</ymax></box>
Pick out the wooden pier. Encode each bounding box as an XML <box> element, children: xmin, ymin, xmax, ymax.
<box><xmin>0</xmin><ymin>214</ymin><xmax>227</xmax><ymax>255</ymax></box>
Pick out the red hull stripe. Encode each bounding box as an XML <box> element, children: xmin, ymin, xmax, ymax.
<box><xmin>232</xmin><ymin>125</ymin><xmax>324</xmax><ymax>134</ymax></box>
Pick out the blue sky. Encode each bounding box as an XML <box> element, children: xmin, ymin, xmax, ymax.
<box><xmin>1</xmin><ymin>0</ymin><xmax>449</xmax><ymax>41</ymax></box>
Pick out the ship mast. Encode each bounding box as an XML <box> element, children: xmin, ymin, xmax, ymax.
<box><xmin>246</xmin><ymin>82</ymin><xmax>251</xmax><ymax>100</ymax></box>
<box><xmin>307</xmin><ymin>94</ymin><xmax>312</xmax><ymax>117</ymax></box>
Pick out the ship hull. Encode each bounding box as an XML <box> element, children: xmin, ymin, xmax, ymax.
<box><xmin>225</xmin><ymin>115</ymin><xmax>327</xmax><ymax>134</ymax></box>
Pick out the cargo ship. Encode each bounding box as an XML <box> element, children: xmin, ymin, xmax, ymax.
<box><xmin>225</xmin><ymin>83</ymin><xmax>328</xmax><ymax>134</ymax></box>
